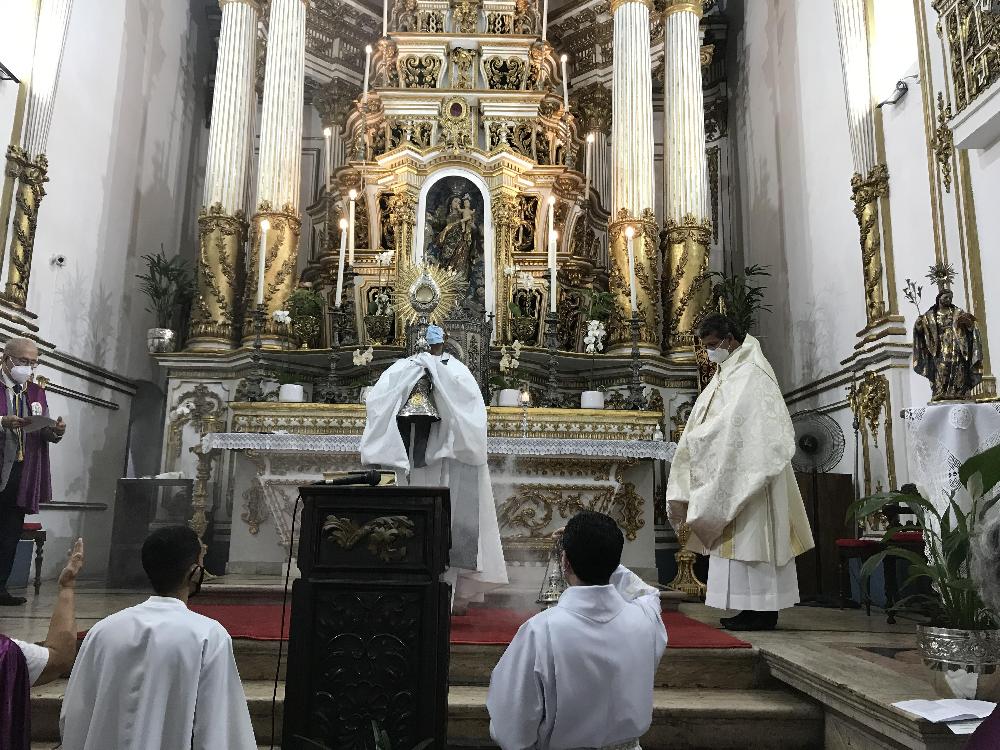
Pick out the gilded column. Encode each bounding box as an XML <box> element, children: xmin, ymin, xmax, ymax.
<box><xmin>662</xmin><ymin>0</ymin><xmax>711</xmax><ymax>357</ymax></box>
<box><xmin>244</xmin><ymin>0</ymin><xmax>307</xmax><ymax>348</ymax></box>
<box><xmin>609</xmin><ymin>0</ymin><xmax>658</xmax><ymax>353</ymax></box>
<box><xmin>492</xmin><ymin>191</ymin><xmax>520</xmax><ymax>344</ymax></box>
<box><xmin>3</xmin><ymin>0</ymin><xmax>74</xmax><ymax>309</ymax></box>
<box><xmin>834</xmin><ymin>0</ymin><xmax>888</xmax><ymax>326</ymax></box>
<box><xmin>189</xmin><ymin>0</ymin><xmax>260</xmax><ymax>351</ymax></box>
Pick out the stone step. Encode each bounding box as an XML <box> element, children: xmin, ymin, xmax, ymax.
<box><xmin>231</xmin><ymin>638</ymin><xmax>765</xmax><ymax>689</ymax></box>
<box><xmin>31</xmin><ymin>681</ymin><xmax>822</xmax><ymax>749</ymax></box>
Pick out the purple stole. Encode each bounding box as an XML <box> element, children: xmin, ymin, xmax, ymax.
<box><xmin>0</xmin><ymin>381</ymin><xmax>52</xmax><ymax>514</ymax></box>
<box><xmin>966</xmin><ymin>708</ymin><xmax>1000</xmax><ymax>749</ymax></box>
<box><xmin>0</xmin><ymin>634</ymin><xmax>31</xmax><ymax>750</ymax></box>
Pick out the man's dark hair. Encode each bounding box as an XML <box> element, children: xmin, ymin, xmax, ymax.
<box><xmin>140</xmin><ymin>526</ymin><xmax>202</xmax><ymax>595</ymax></box>
<box><xmin>698</xmin><ymin>312</ymin><xmax>745</xmax><ymax>343</ymax></box>
<box><xmin>561</xmin><ymin>511</ymin><xmax>624</xmax><ymax>585</ymax></box>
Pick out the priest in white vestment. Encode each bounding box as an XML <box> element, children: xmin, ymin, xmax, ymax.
<box><xmin>60</xmin><ymin>526</ymin><xmax>255</xmax><ymax>750</ymax></box>
<box><xmin>487</xmin><ymin>511</ymin><xmax>667</xmax><ymax>750</ymax></box>
<box><xmin>667</xmin><ymin>313</ymin><xmax>813</xmax><ymax>631</ymax></box>
<box><xmin>360</xmin><ymin>324</ymin><xmax>507</xmax><ymax>610</ymax></box>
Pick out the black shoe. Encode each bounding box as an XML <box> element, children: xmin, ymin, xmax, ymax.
<box><xmin>726</xmin><ymin>611</ymin><xmax>779</xmax><ymax>631</ymax></box>
<box><xmin>720</xmin><ymin>610</ymin><xmax>750</xmax><ymax>628</ymax></box>
<box><xmin>0</xmin><ymin>592</ymin><xmax>27</xmax><ymax>606</ymax></box>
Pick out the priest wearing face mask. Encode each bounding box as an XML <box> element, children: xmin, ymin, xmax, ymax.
<box><xmin>0</xmin><ymin>337</ymin><xmax>65</xmax><ymax>606</ymax></box>
<box><xmin>666</xmin><ymin>313</ymin><xmax>813</xmax><ymax>631</ymax></box>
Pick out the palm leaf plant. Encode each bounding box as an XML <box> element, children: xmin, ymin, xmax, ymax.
<box><xmin>136</xmin><ymin>246</ymin><xmax>196</xmax><ymax>330</ymax></box>
<box><xmin>706</xmin><ymin>264</ymin><xmax>772</xmax><ymax>336</ymax></box>
<box><xmin>847</xmin><ymin>443</ymin><xmax>1000</xmax><ymax>629</ymax></box>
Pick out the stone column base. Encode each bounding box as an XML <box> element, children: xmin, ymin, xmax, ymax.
<box><xmin>241</xmin><ymin>202</ymin><xmax>301</xmax><ymax>349</ymax></box>
<box><xmin>663</xmin><ymin>214</ymin><xmax>712</xmax><ymax>355</ymax></box>
<box><xmin>188</xmin><ymin>204</ymin><xmax>246</xmax><ymax>351</ymax></box>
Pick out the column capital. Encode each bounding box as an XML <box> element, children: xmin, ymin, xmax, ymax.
<box><xmin>218</xmin><ymin>0</ymin><xmax>263</xmax><ymax>12</ymax></box>
<box><xmin>662</xmin><ymin>0</ymin><xmax>702</xmax><ymax>18</ymax></box>
<box><xmin>573</xmin><ymin>82</ymin><xmax>612</xmax><ymax>136</ymax></box>
<box><xmin>610</xmin><ymin>0</ymin><xmax>654</xmax><ymax>13</ymax></box>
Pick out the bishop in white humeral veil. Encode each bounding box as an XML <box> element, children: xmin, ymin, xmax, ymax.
<box><xmin>360</xmin><ymin>325</ymin><xmax>507</xmax><ymax>610</ymax></box>
<box><xmin>666</xmin><ymin>314</ymin><xmax>813</xmax><ymax>631</ymax></box>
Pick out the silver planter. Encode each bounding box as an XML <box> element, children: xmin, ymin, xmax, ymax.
<box><xmin>147</xmin><ymin>327</ymin><xmax>176</xmax><ymax>354</ymax></box>
<box><xmin>917</xmin><ymin>625</ymin><xmax>1000</xmax><ymax>700</ymax></box>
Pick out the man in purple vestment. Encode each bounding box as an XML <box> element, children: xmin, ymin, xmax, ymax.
<box><xmin>0</xmin><ymin>338</ymin><xmax>66</xmax><ymax>606</ymax></box>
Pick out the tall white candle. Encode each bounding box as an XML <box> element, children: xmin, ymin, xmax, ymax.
<box><xmin>585</xmin><ymin>132</ymin><xmax>594</xmax><ymax>199</ymax></box>
<box><xmin>549</xmin><ymin>230</ymin><xmax>558</xmax><ymax>313</ymax></box>
<box><xmin>256</xmin><ymin>219</ymin><xmax>270</xmax><ymax>305</ymax></box>
<box><xmin>546</xmin><ymin>195</ymin><xmax>555</xmax><ymax>260</ymax></box>
<box><xmin>625</xmin><ymin>226</ymin><xmax>637</xmax><ymax>314</ymax></box>
<box><xmin>560</xmin><ymin>54</ymin><xmax>570</xmax><ymax>112</ymax></box>
<box><xmin>348</xmin><ymin>189</ymin><xmax>358</xmax><ymax>265</ymax></box>
<box><xmin>382</xmin><ymin>0</ymin><xmax>388</xmax><ymax>35</ymax></box>
<box><xmin>323</xmin><ymin>127</ymin><xmax>332</xmax><ymax>188</ymax></box>
<box><xmin>363</xmin><ymin>45</ymin><xmax>373</xmax><ymax>96</ymax></box>
<box><xmin>542</xmin><ymin>0</ymin><xmax>548</xmax><ymax>39</ymax></box>
<box><xmin>335</xmin><ymin>218</ymin><xmax>348</xmax><ymax>307</ymax></box>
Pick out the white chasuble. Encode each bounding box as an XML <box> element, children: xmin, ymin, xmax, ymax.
<box><xmin>487</xmin><ymin>566</ymin><xmax>667</xmax><ymax>750</ymax></box>
<box><xmin>665</xmin><ymin>335</ymin><xmax>813</xmax><ymax>609</ymax></box>
<box><xmin>60</xmin><ymin>597</ymin><xmax>256</xmax><ymax>750</ymax></box>
<box><xmin>361</xmin><ymin>352</ymin><xmax>507</xmax><ymax>605</ymax></box>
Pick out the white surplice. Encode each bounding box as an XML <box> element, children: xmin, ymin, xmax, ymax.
<box><xmin>60</xmin><ymin>597</ymin><xmax>256</xmax><ymax>750</ymax></box>
<box><xmin>487</xmin><ymin>566</ymin><xmax>667</xmax><ymax>750</ymax></box>
<box><xmin>360</xmin><ymin>351</ymin><xmax>507</xmax><ymax>606</ymax></box>
<box><xmin>665</xmin><ymin>335</ymin><xmax>813</xmax><ymax>611</ymax></box>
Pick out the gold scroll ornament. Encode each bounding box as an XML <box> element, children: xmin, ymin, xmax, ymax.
<box><xmin>663</xmin><ymin>213</ymin><xmax>712</xmax><ymax>355</ymax></box>
<box><xmin>608</xmin><ymin>209</ymin><xmax>660</xmax><ymax>351</ymax></box>
<box><xmin>189</xmin><ymin>203</ymin><xmax>246</xmax><ymax>350</ymax></box>
<box><xmin>850</xmin><ymin>164</ymin><xmax>889</xmax><ymax>326</ymax></box>
<box><xmin>243</xmin><ymin>200</ymin><xmax>301</xmax><ymax>348</ymax></box>
<box><xmin>492</xmin><ymin>191</ymin><xmax>520</xmax><ymax>345</ymax></box>
<box><xmin>4</xmin><ymin>146</ymin><xmax>48</xmax><ymax>308</ymax></box>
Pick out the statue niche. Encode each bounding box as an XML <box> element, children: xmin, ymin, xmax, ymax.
<box><xmin>423</xmin><ymin>177</ymin><xmax>486</xmax><ymax>306</ymax></box>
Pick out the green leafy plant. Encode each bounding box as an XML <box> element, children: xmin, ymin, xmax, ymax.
<box><xmin>848</xmin><ymin>444</ymin><xmax>1000</xmax><ymax>629</ymax></box>
<box><xmin>136</xmin><ymin>246</ymin><xmax>196</xmax><ymax>329</ymax></box>
<box><xmin>586</xmin><ymin>290</ymin><xmax>614</xmax><ymax>323</ymax></box>
<box><xmin>707</xmin><ymin>264</ymin><xmax>772</xmax><ymax>336</ymax></box>
<box><xmin>287</xmin><ymin>287</ymin><xmax>326</xmax><ymax>349</ymax></box>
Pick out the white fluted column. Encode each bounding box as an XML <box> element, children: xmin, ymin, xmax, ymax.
<box><xmin>190</xmin><ymin>0</ymin><xmax>260</xmax><ymax>350</ymax></box>
<box><xmin>246</xmin><ymin>0</ymin><xmax>307</xmax><ymax>347</ymax></box>
<box><xmin>591</xmin><ymin>131</ymin><xmax>610</xmax><ymax>209</ymax></box>
<box><xmin>609</xmin><ymin>0</ymin><xmax>658</xmax><ymax>352</ymax></box>
<box><xmin>3</xmin><ymin>0</ymin><xmax>74</xmax><ymax>308</ymax></box>
<box><xmin>834</xmin><ymin>0</ymin><xmax>889</xmax><ymax>325</ymax></box>
<box><xmin>662</xmin><ymin>0</ymin><xmax>711</xmax><ymax>355</ymax></box>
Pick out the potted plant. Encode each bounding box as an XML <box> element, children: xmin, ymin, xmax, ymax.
<box><xmin>491</xmin><ymin>341</ymin><xmax>522</xmax><ymax>406</ymax></box>
<box><xmin>353</xmin><ymin>345</ymin><xmax>375</xmax><ymax>402</ymax></box>
<box><xmin>707</xmin><ymin>264</ymin><xmax>772</xmax><ymax>336</ymax></box>
<box><xmin>849</xmin><ymin>445</ymin><xmax>1000</xmax><ymax>700</ymax></box>
<box><xmin>581</xmin><ymin>291</ymin><xmax>613</xmax><ymax>409</ymax></box>
<box><xmin>287</xmin><ymin>287</ymin><xmax>325</xmax><ymax>349</ymax></box>
<box><xmin>137</xmin><ymin>247</ymin><xmax>196</xmax><ymax>353</ymax></box>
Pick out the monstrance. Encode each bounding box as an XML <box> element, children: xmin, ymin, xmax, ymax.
<box><xmin>394</xmin><ymin>262</ymin><xmax>466</xmax><ymax>351</ymax></box>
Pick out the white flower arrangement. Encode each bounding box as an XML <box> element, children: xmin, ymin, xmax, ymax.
<box><xmin>583</xmin><ymin>319</ymin><xmax>606</xmax><ymax>354</ymax></box>
<box><xmin>353</xmin><ymin>346</ymin><xmax>375</xmax><ymax>367</ymax></box>
<box><xmin>499</xmin><ymin>340</ymin><xmax>522</xmax><ymax>375</ymax></box>
<box><xmin>272</xmin><ymin>310</ymin><xmax>291</xmax><ymax>325</ymax></box>
<box><xmin>372</xmin><ymin>289</ymin><xmax>392</xmax><ymax>317</ymax></box>
<box><xmin>375</xmin><ymin>250</ymin><xmax>394</xmax><ymax>267</ymax></box>
<box><xmin>516</xmin><ymin>271</ymin><xmax>535</xmax><ymax>291</ymax></box>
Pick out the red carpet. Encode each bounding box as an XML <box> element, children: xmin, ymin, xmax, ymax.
<box><xmin>187</xmin><ymin>603</ymin><xmax>750</xmax><ymax>649</ymax></box>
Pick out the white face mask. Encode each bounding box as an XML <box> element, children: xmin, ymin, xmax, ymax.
<box><xmin>707</xmin><ymin>344</ymin><xmax>731</xmax><ymax>365</ymax></box>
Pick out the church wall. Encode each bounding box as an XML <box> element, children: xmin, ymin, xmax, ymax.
<box><xmin>0</xmin><ymin>0</ymin><xmax>212</xmax><ymax>580</ymax></box>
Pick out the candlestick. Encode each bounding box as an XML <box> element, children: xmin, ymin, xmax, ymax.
<box><xmin>560</xmin><ymin>54</ymin><xmax>569</xmax><ymax>112</ymax></box>
<box><xmin>256</xmin><ymin>219</ymin><xmax>270</xmax><ymax>305</ymax></box>
<box><xmin>549</xmin><ymin>230</ymin><xmax>558</xmax><ymax>313</ymax></box>
<box><xmin>362</xmin><ymin>45</ymin><xmax>373</xmax><ymax>96</ymax></box>
<box><xmin>542</xmin><ymin>0</ymin><xmax>548</xmax><ymax>40</ymax></box>
<box><xmin>541</xmin><ymin>311</ymin><xmax>561</xmax><ymax>408</ymax></box>
<box><xmin>348</xmin><ymin>189</ymin><xmax>357</xmax><ymax>265</ymax></box>
<box><xmin>323</xmin><ymin>127</ymin><xmax>332</xmax><ymax>187</ymax></box>
<box><xmin>382</xmin><ymin>0</ymin><xmax>388</xmax><ymax>35</ymax></box>
<box><xmin>335</xmin><ymin>218</ymin><xmax>348</xmax><ymax>307</ymax></box>
<box><xmin>625</xmin><ymin>225</ymin><xmax>637</xmax><ymax>314</ymax></box>
<box><xmin>585</xmin><ymin>132</ymin><xmax>594</xmax><ymax>200</ymax></box>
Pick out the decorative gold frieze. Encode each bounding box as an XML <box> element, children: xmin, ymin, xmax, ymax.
<box><xmin>484</xmin><ymin>56</ymin><xmax>528</xmax><ymax>90</ymax></box>
<box><xmin>513</xmin><ymin>0</ymin><xmax>539</xmax><ymax>34</ymax></box>
<box><xmin>700</xmin><ymin>43</ymin><xmax>714</xmax><ymax>67</ymax></box>
<box><xmin>611</xmin><ymin>0</ymin><xmax>655</xmax><ymax>13</ymax></box>
<box><xmin>168</xmin><ymin>384</ymin><xmax>227</xmax><ymax>468</ymax></box>
<box><xmin>323</xmin><ymin>514</ymin><xmax>415</xmax><ymax>562</ymax></box>
<box><xmin>493</xmin><ymin>191</ymin><xmax>520</xmax><ymax>344</ymax></box>
<box><xmin>399</xmin><ymin>55</ymin><xmax>442</xmax><ymax>88</ymax></box>
<box><xmin>933</xmin><ymin>91</ymin><xmax>954</xmax><ymax>194</ymax></box>
<box><xmin>498</xmin><ymin>480</ymin><xmax>644</xmax><ymax>541</ymax></box>
<box><xmin>313</xmin><ymin>79</ymin><xmax>360</xmax><ymax>127</ymax></box>
<box><xmin>451</xmin><ymin>0</ymin><xmax>480</xmax><ymax>33</ymax></box>
<box><xmin>609</xmin><ymin>209</ymin><xmax>660</xmax><ymax>350</ymax></box>
<box><xmin>190</xmin><ymin>204</ymin><xmax>246</xmax><ymax>350</ymax></box>
<box><xmin>3</xmin><ymin>146</ymin><xmax>48</xmax><ymax>308</ymax></box>
<box><xmin>661</xmin><ymin>0</ymin><xmax>698</xmax><ymax>15</ymax></box>
<box><xmin>438</xmin><ymin>96</ymin><xmax>474</xmax><ymax>151</ymax></box>
<box><xmin>850</xmin><ymin>164</ymin><xmax>889</xmax><ymax>325</ymax></box>
<box><xmin>848</xmin><ymin>370</ymin><xmax>897</xmax><ymax>495</ymax></box>
<box><xmin>450</xmin><ymin>46</ymin><xmax>478</xmax><ymax>89</ymax></box>
<box><xmin>663</xmin><ymin>213</ymin><xmax>712</xmax><ymax>352</ymax></box>
<box><xmin>392</xmin><ymin>0</ymin><xmax>419</xmax><ymax>31</ymax></box>
<box><xmin>935</xmin><ymin>1</ymin><xmax>1000</xmax><ymax>114</ymax></box>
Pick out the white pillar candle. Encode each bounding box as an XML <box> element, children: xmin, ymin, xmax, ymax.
<box><xmin>625</xmin><ymin>225</ymin><xmax>637</xmax><ymax>314</ymax></box>
<box><xmin>256</xmin><ymin>219</ymin><xmax>270</xmax><ymax>305</ymax></box>
<box><xmin>549</xmin><ymin>230</ymin><xmax>558</xmax><ymax>313</ymax></box>
<box><xmin>542</xmin><ymin>0</ymin><xmax>548</xmax><ymax>39</ymax></box>
<box><xmin>335</xmin><ymin>217</ymin><xmax>348</xmax><ymax>307</ymax></box>
<box><xmin>546</xmin><ymin>195</ymin><xmax>555</xmax><ymax>260</ymax></box>
<box><xmin>560</xmin><ymin>54</ymin><xmax>570</xmax><ymax>112</ymax></box>
<box><xmin>323</xmin><ymin>127</ymin><xmax>332</xmax><ymax>188</ymax></box>
<box><xmin>348</xmin><ymin>189</ymin><xmax>358</xmax><ymax>265</ymax></box>
<box><xmin>363</xmin><ymin>45</ymin><xmax>373</xmax><ymax>96</ymax></box>
<box><xmin>585</xmin><ymin>132</ymin><xmax>594</xmax><ymax>199</ymax></box>
<box><xmin>383</xmin><ymin>0</ymin><xmax>388</xmax><ymax>35</ymax></box>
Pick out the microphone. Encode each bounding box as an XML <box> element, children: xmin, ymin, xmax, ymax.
<box><xmin>316</xmin><ymin>470</ymin><xmax>393</xmax><ymax>486</ymax></box>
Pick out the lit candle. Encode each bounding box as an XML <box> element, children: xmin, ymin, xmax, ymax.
<box><xmin>382</xmin><ymin>0</ymin><xmax>388</xmax><ymax>35</ymax></box>
<box><xmin>256</xmin><ymin>219</ymin><xmax>270</xmax><ymax>305</ymax></box>
<box><xmin>560</xmin><ymin>54</ymin><xmax>569</xmax><ymax>112</ymax></box>
<box><xmin>625</xmin><ymin>225</ymin><xmax>637</xmax><ymax>314</ymax></box>
<box><xmin>348</xmin><ymin>189</ymin><xmax>358</xmax><ymax>265</ymax></box>
<box><xmin>542</xmin><ymin>0</ymin><xmax>548</xmax><ymax>40</ymax></box>
<box><xmin>335</xmin><ymin>218</ymin><xmax>348</xmax><ymax>307</ymax></box>
<box><xmin>363</xmin><ymin>45</ymin><xmax>373</xmax><ymax>96</ymax></box>
<box><xmin>549</xmin><ymin>230</ymin><xmax>558</xmax><ymax>313</ymax></box>
<box><xmin>323</xmin><ymin>127</ymin><xmax>332</xmax><ymax>187</ymax></box>
<box><xmin>585</xmin><ymin>132</ymin><xmax>594</xmax><ymax>199</ymax></box>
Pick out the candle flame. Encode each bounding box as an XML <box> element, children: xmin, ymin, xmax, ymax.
<box><xmin>349</xmin><ymin>189</ymin><xmax>358</xmax><ymax>200</ymax></box>
<box><xmin>547</xmin><ymin>195</ymin><xmax>556</xmax><ymax>206</ymax></box>
<box><xmin>260</xmin><ymin>219</ymin><xmax>271</xmax><ymax>232</ymax></box>
<box><xmin>560</xmin><ymin>54</ymin><xmax>568</xmax><ymax>63</ymax></box>
<box><xmin>586</xmin><ymin>132</ymin><xmax>595</xmax><ymax>143</ymax></box>
<box><xmin>625</xmin><ymin>226</ymin><xmax>635</xmax><ymax>239</ymax></box>
<box><xmin>339</xmin><ymin>218</ymin><xmax>349</xmax><ymax>230</ymax></box>
<box><xmin>323</xmin><ymin>126</ymin><xmax>332</xmax><ymax>136</ymax></box>
<box><xmin>365</xmin><ymin>44</ymin><xmax>373</xmax><ymax>54</ymax></box>
<box><xmin>550</xmin><ymin>230</ymin><xmax>558</xmax><ymax>241</ymax></box>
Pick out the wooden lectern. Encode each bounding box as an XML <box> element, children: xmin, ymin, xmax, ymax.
<box><xmin>282</xmin><ymin>484</ymin><xmax>452</xmax><ymax>750</ymax></box>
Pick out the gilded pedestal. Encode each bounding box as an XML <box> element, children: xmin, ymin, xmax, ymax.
<box><xmin>243</xmin><ymin>201</ymin><xmax>301</xmax><ymax>348</ymax></box>
<box><xmin>608</xmin><ymin>209</ymin><xmax>659</xmax><ymax>353</ymax></box>
<box><xmin>3</xmin><ymin>146</ymin><xmax>48</xmax><ymax>308</ymax></box>
<box><xmin>189</xmin><ymin>204</ymin><xmax>246</xmax><ymax>350</ymax></box>
<box><xmin>663</xmin><ymin>214</ymin><xmax>712</xmax><ymax>356</ymax></box>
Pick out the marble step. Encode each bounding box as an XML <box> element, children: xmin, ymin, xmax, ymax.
<box><xmin>231</xmin><ymin>638</ymin><xmax>766</xmax><ymax>689</ymax></box>
<box><xmin>31</xmin><ymin>681</ymin><xmax>823</xmax><ymax>749</ymax></box>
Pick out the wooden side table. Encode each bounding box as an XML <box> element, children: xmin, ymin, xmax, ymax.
<box><xmin>20</xmin><ymin>523</ymin><xmax>46</xmax><ymax>596</ymax></box>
